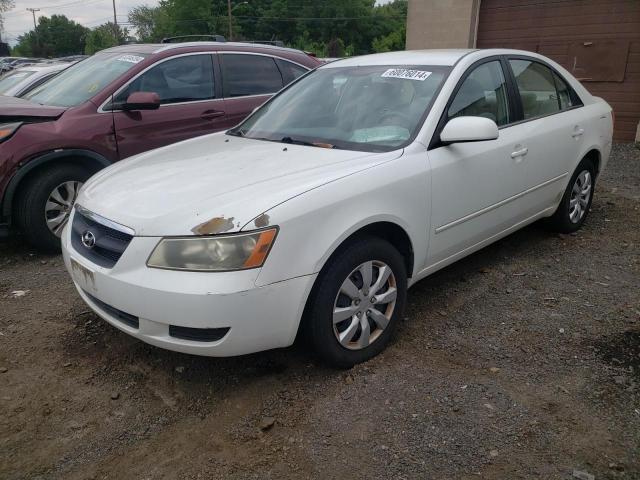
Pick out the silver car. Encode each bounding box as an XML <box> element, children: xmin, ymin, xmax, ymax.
<box><xmin>0</xmin><ymin>63</ymin><xmax>71</xmax><ymax>97</ymax></box>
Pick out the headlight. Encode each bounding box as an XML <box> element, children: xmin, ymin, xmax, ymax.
<box><xmin>147</xmin><ymin>227</ymin><xmax>278</xmax><ymax>271</ymax></box>
<box><xmin>0</xmin><ymin>122</ymin><xmax>21</xmax><ymax>143</ymax></box>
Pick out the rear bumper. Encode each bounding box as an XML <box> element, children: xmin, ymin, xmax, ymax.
<box><xmin>61</xmin><ymin>221</ymin><xmax>317</xmax><ymax>357</ymax></box>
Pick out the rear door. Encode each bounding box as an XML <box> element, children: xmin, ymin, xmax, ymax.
<box><xmin>111</xmin><ymin>53</ymin><xmax>227</xmax><ymax>159</ymax></box>
<box><xmin>506</xmin><ymin>57</ymin><xmax>585</xmax><ymax>213</ymax></box>
<box><xmin>219</xmin><ymin>53</ymin><xmax>307</xmax><ymax>128</ymax></box>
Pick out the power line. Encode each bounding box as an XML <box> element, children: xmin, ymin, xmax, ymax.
<box><xmin>26</xmin><ymin>8</ymin><xmax>40</xmax><ymax>29</ymax></box>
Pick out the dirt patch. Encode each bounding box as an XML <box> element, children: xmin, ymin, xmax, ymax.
<box><xmin>1</xmin><ymin>144</ymin><xmax>639</xmax><ymax>479</ymax></box>
<box><xmin>596</xmin><ymin>330</ymin><xmax>640</xmax><ymax>379</ymax></box>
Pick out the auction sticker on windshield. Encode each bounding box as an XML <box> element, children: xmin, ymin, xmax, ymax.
<box><xmin>381</xmin><ymin>69</ymin><xmax>432</xmax><ymax>81</ymax></box>
<box><xmin>117</xmin><ymin>55</ymin><xmax>145</xmax><ymax>64</ymax></box>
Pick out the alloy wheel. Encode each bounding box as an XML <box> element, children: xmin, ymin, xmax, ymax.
<box><xmin>569</xmin><ymin>170</ymin><xmax>591</xmax><ymax>223</ymax></box>
<box><xmin>45</xmin><ymin>181</ymin><xmax>82</xmax><ymax>237</ymax></box>
<box><xmin>332</xmin><ymin>260</ymin><xmax>397</xmax><ymax>350</ymax></box>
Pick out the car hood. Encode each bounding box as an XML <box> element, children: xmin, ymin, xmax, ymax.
<box><xmin>78</xmin><ymin>132</ymin><xmax>402</xmax><ymax>236</ymax></box>
<box><xmin>0</xmin><ymin>95</ymin><xmax>67</xmax><ymax>120</ymax></box>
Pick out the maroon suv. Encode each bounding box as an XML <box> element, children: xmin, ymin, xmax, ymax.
<box><xmin>0</xmin><ymin>42</ymin><xmax>320</xmax><ymax>251</ymax></box>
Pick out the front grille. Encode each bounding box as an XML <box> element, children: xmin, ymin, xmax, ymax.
<box><xmin>169</xmin><ymin>325</ymin><xmax>230</xmax><ymax>342</ymax></box>
<box><xmin>85</xmin><ymin>292</ymin><xmax>139</xmax><ymax>329</ymax></box>
<box><xmin>71</xmin><ymin>210</ymin><xmax>133</xmax><ymax>268</ymax></box>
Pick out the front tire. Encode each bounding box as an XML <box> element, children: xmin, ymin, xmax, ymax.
<box><xmin>546</xmin><ymin>158</ymin><xmax>596</xmax><ymax>233</ymax></box>
<box><xmin>305</xmin><ymin>236</ymin><xmax>407</xmax><ymax>368</ymax></box>
<box><xmin>16</xmin><ymin>163</ymin><xmax>91</xmax><ymax>253</ymax></box>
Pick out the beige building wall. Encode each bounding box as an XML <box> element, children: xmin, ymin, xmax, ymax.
<box><xmin>406</xmin><ymin>0</ymin><xmax>480</xmax><ymax>50</ymax></box>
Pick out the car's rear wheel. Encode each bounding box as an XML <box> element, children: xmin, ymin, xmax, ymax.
<box><xmin>546</xmin><ymin>158</ymin><xmax>596</xmax><ymax>233</ymax></box>
<box><xmin>305</xmin><ymin>236</ymin><xmax>407</xmax><ymax>368</ymax></box>
<box><xmin>16</xmin><ymin>163</ymin><xmax>90</xmax><ymax>252</ymax></box>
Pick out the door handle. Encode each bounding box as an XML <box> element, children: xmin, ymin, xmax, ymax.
<box><xmin>572</xmin><ymin>127</ymin><xmax>585</xmax><ymax>137</ymax></box>
<box><xmin>201</xmin><ymin>110</ymin><xmax>225</xmax><ymax>120</ymax></box>
<box><xmin>510</xmin><ymin>147</ymin><xmax>528</xmax><ymax>158</ymax></box>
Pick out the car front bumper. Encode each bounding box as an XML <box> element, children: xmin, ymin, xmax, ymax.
<box><xmin>61</xmin><ymin>222</ymin><xmax>316</xmax><ymax>357</ymax></box>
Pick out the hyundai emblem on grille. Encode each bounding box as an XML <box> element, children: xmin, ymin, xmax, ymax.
<box><xmin>81</xmin><ymin>230</ymin><xmax>96</xmax><ymax>249</ymax></box>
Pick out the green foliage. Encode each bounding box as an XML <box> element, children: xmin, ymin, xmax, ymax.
<box><xmin>85</xmin><ymin>23</ymin><xmax>129</xmax><ymax>55</ymax></box>
<box><xmin>127</xmin><ymin>0</ymin><xmax>408</xmax><ymax>55</ymax></box>
<box><xmin>14</xmin><ymin>15</ymin><xmax>88</xmax><ymax>57</ymax></box>
<box><xmin>11</xmin><ymin>0</ymin><xmax>407</xmax><ymax>58</ymax></box>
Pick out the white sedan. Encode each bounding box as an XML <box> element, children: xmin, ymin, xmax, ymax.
<box><xmin>61</xmin><ymin>49</ymin><xmax>613</xmax><ymax>367</ymax></box>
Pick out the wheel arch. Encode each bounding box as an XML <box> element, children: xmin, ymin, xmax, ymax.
<box><xmin>2</xmin><ymin>149</ymin><xmax>111</xmax><ymax>219</ymax></box>
<box><xmin>296</xmin><ymin>219</ymin><xmax>414</xmax><ymax>345</ymax></box>
<box><xmin>581</xmin><ymin>148</ymin><xmax>601</xmax><ymax>177</ymax></box>
<box><xmin>315</xmin><ymin>219</ymin><xmax>416</xmax><ymax>281</ymax></box>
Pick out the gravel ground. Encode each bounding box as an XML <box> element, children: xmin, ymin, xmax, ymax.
<box><xmin>1</xmin><ymin>144</ymin><xmax>639</xmax><ymax>480</ymax></box>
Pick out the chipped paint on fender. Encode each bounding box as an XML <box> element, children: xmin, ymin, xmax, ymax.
<box><xmin>191</xmin><ymin>216</ymin><xmax>235</xmax><ymax>235</ymax></box>
<box><xmin>254</xmin><ymin>213</ymin><xmax>271</xmax><ymax>228</ymax></box>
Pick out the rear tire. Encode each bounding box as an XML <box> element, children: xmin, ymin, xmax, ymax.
<box><xmin>16</xmin><ymin>163</ymin><xmax>91</xmax><ymax>253</ymax></box>
<box><xmin>546</xmin><ymin>158</ymin><xmax>596</xmax><ymax>234</ymax></box>
<box><xmin>304</xmin><ymin>236</ymin><xmax>407</xmax><ymax>368</ymax></box>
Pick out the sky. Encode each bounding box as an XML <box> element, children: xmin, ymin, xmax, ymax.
<box><xmin>1</xmin><ymin>0</ymin><xmax>393</xmax><ymax>46</ymax></box>
<box><xmin>2</xmin><ymin>0</ymin><xmax>161</xmax><ymax>45</ymax></box>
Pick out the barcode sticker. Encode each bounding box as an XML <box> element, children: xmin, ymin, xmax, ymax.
<box><xmin>117</xmin><ymin>55</ymin><xmax>145</xmax><ymax>64</ymax></box>
<box><xmin>381</xmin><ymin>69</ymin><xmax>432</xmax><ymax>81</ymax></box>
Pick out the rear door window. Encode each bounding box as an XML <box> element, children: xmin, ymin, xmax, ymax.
<box><xmin>115</xmin><ymin>54</ymin><xmax>215</xmax><ymax>105</ymax></box>
<box><xmin>509</xmin><ymin>60</ymin><xmax>563</xmax><ymax>119</ymax></box>
<box><xmin>221</xmin><ymin>54</ymin><xmax>284</xmax><ymax>98</ymax></box>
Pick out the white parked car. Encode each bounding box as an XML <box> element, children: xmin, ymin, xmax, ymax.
<box><xmin>61</xmin><ymin>49</ymin><xmax>613</xmax><ymax>367</ymax></box>
<box><xmin>0</xmin><ymin>63</ymin><xmax>71</xmax><ymax>97</ymax></box>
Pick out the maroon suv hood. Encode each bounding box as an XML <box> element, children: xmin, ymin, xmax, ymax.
<box><xmin>0</xmin><ymin>95</ymin><xmax>67</xmax><ymax>120</ymax></box>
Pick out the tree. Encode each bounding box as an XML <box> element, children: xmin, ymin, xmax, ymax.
<box><xmin>126</xmin><ymin>0</ymin><xmax>408</xmax><ymax>56</ymax></box>
<box><xmin>14</xmin><ymin>15</ymin><xmax>88</xmax><ymax>57</ymax></box>
<box><xmin>85</xmin><ymin>22</ymin><xmax>128</xmax><ymax>54</ymax></box>
<box><xmin>0</xmin><ymin>0</ymin><xmax>14</xmax><ymax>43</ymax></box>
<box><xmin>128</xmin><ymin>5</ymin><xmax>170</xmax><ymax>43</ymax></box>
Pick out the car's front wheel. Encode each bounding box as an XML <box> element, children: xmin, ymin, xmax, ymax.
<box><xmin>16</xmin><ymin>163</ymin><xmax>91</xmax><ymax>252</ymax></box>
<box><xmin>305</xmin><ymin>236</ymin><xmax>407</xmax><ymax>368</ymax></box>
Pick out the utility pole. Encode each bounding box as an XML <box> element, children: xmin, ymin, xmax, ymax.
<box><xmin>112</xmin><ymin>0</ymin><xmax>119</xmax><ymax>44</ymax></box>
<box><xmin>227</xmin><ymin>1</ymin><xmax>247</xmax><ymax>42</ymax></box>
<box><xmin>227</xmin><ymin>0</ymin><xmax>232</xmax><ymax>41</ymax></box>
<box><xmin>26</xmin><ymin>8</ymin><xmax>40</xmax><ymax>30</ymax></box>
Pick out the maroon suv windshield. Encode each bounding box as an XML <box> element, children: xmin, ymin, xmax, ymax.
<box><xmin>24</xmin><ymin>52</ymin><xmax>148</xmax><ymax>107</ymax></box>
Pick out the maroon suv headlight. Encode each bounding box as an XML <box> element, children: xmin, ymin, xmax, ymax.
<box><xmin>0</xmin><ymin>122</ymin><xmax>21</xmax><ymax>143</ymax></box>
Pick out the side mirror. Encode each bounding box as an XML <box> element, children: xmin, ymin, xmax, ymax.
<box><xmin>440</xmin><ymin>116</ymin><xmax>499</xmax><ymax>145</ymax></box>
<box><xmin>122</xmin><ymin>91</ymin><xmax>160</xmax><ymax>111</ymax></box>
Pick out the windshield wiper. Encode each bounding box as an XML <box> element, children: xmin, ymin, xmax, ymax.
<box><xmin>281</xmin><ymin>136</ymin><xmax>336</xmax><ymax>149</ymax></box>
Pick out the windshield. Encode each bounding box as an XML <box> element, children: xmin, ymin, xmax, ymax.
<box><xmin>24</xmin><ymin>52</ymin><xmax>147</xmax><ymax>107</ymax></box>
<box><xmin>0</xmin><ymin>70</ymin><xmax>36</xmax><ymax>95</ymax></box>
<box><xmin>230</xmin><ymin>65</ymin><xmax>450</xmax><ymax>152</ymax></box>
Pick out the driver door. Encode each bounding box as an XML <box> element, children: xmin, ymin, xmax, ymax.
<box><xmin>426</xmin><ymin>59</ymin><xmax>530</xmax><ymax>266</ymax></box>
<box><xmin>111</xmin><ymin>53</ymin><xmax>227</xmax><ymax>159</ymax></box>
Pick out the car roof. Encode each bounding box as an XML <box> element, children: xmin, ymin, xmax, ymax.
<box><xmin>100</xmin><ymin>41</ymin><xmax>309</xmax><ymax>57</ymax></box>
<box><xmin>322</xmin><ymin>49</ymin><xmax>477</xmax><ymax>68</ymax></box>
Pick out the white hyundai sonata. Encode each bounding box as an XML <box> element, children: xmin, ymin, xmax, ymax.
<box><xmin>62</xmin><ymin>49</ymin><xmax>613</xmax><ymax>367</ymax></box>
